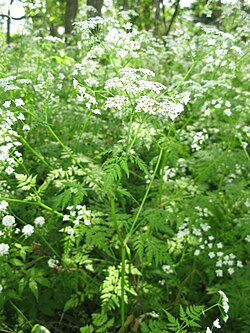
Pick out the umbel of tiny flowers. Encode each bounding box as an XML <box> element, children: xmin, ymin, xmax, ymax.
<box><xmin>22</xmin><ymin>224</ymin><xmax>34</xmax><ymax>237</ymax></box>
<box><xmin>2</xmin><ymin>215</ymin><xmax>15</xmax><ymax>228</ymax></box>
<box><xmin>218</xmin><ymin>290</ymin><xmax>229</xmax><ymax>322</ymax></box>
<box><xmin>0</xmin><ymin>243</ymin><xmax>9</xmax><ymax>256</ymax></box>
<box><xmin>34</xmin><ymin>216</ymin><xmax>45</xmax><ymax>227</ymax></box>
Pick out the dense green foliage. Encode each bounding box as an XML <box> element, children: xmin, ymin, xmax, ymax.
<box><xmin>0</xmin><ymin>1</ymin><xmax>249</xmax><ymax>332</ymax></box>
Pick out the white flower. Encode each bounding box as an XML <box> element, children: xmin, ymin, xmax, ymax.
<box><xmin>5</xmin><ymin>166</ymin><xmax>15</xmax><ymax>175</ymax></box>
<box><xmin>84</xmin><ymin>219</ymin><xmax>91</xmax><ymax>226</ymax></box>
<box><xmin>67</xmin><ymin>227</ymin><xmax>75</xmax><ymax>236</ymax></box>
<box><xmin>22</xmin><ymin>125</ymin><xmax>30</xmax><ymax>131</ymax></box>
<box><xmin>218</xmin><ymin>290</ymin><xmax>229</xmax><ymax>314</ymax></box>
<box><xmin>14</xmin><ymin>98</ymin><xmax>25</xmax><ymax>107</ymax></box>
<box><xmin>162</xmin><ymin>265</ymin><xmax>173</xmax><ymax>274</ymax></box>
<box><xmin>194</xmin><ymin>249</ymin><xmax>200</xmax><ymax>256</ymax></box>
<box><xmin>213</xmin><ymin>318</ymin><xmax>221</xmax><ymax>329</ymax></box>
<box><xmin>123</xmin><ymin>22</ymin><xmax>133</xmax><ymax>30</ymax></box>
<box><xmin>92</xmin><ymin>109</ymin><xmax>101</xmax><ymax>115</ymax></box>
<box><xmin>206</xmin><ymin>328</ymin><xmax>212</xmax><ymax>333</ymax></box>
<box><xmin>48</xmin><ymin>258</ymin><xmax>59</xmax><ymax>268</ymax></box>
<box><xmin>34</xmin><ymin>216</ymin><xmax>45</xmax><ymax>227</ymax></box>
<box><xmin>0</xmin><ymin>284</ymin><xmax>3</xmax><ymax>293</ymax></box>
<box><xmin>2</xmin><ymin>215</ymin><xmax>15</xmax><ymax>228</ymax></box>
<box><xmin>237</xmin><ymin>260</ymin><xmax>243</xmax><ymax>268</ymax></box>
<box><xmin>245</xmin><ymin>235</ymin><xmax>250</xmax><ymax>242</ymax></box>
<box><xmin>0</xmin><ymin>243</ymin><xmax>9</xmax><ymax>256</ymax></box>
<box><xmin>181</xmin><ymin>91</ymin><xmax>191</xmax><ymax>105</ymax></box>
<box><xmin>17</xmin><ymin>113</ymin><xmax>25</xmax><ymax>120</ymax></box>
<box><xmin>208</xmin><ymin>252</ymin><xmax>215</xmax><ymax>259</ymax></box>
<box><xmin>63</xmin><ymin>215</ymin><xmax>70</xmax><ymax>221</ymax></box>
<box><xmin>104</xmin><ymin>96</ymin><xmax>129</xmax><ymax>111</ymax></box>
<box><xmin>227</xmin><ymin>267</ymin><xmax>234</xmax><ymax>275</ymax></box>
<box><xmin>216</xmin><ymin>269</ymin><xmax>223</xmax><ymax>277</ymax></box>
<box><xmin>22</xmin><ymin>224</ymin><xmax>34</xmax><ymax>236</ymax></box>
<box><xmin>3</xmin><ymin>100</ymin><xmax>11</xmax><ymax>108</ymax></box>
<box><xmin>0</xmin><ymin>200</ymin><xmax>8</xmax><ymax>211</ymax></box>
<box><xmin>224</xmin><ymin>109</ymin><xmax>232</xmax><ymax>117</ymax></box>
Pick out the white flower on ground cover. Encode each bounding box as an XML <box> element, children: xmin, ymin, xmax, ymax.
<box><xmin>213</xmin><ymin>318</ymin><xmax>221</xmax><ymax>329</ymax></box>
<box><xmin>14</xmin><ymin>98</ymin><xmax>25</xmax><ymax>107</ymax></box>
<box><xmin>2</xmin><ymin>215</ymin><xmax>15</xmax><ymax>228</ymax></box>
<box><xmin>218</xmin><ymin>290</ymin><xmax>229</xmax><ymax>314</ymax></box>
<box><xmin>22</xmin><ymin>224</ymin><xmax>34</xmax><ymax>236</ymax></box>
<box><xmin>48</xmin><ymin>258</ymin><xmax>59</xmax><ymax>269</ymax></box>
<box><xmin>34</xmin><ymin>216</ymin><xmax>45</xmax><ymax>227</ymax></box>
<box><xmin>0</xmin><ymin>200</ymin><xmax>8</xmax><ymax>211</ymax></box>
<box><xmin>0</xmin><ymin>243</ymin><xmax>9</xmax><ymax>256</ymax></box>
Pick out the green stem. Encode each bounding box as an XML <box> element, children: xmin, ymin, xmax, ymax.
<box><xmin>124</xmin><ymin>148</ymin><xmax>163</xmax><ymax>245</ymax></box>
<box><xmin>19</xmin><ymin>136</ymin><xmax>52</xmax><ymax>170</ymax></box>
<box><xmin>9</xmin><ymin>300</ymin><xmax>33</xmax><ymax>328</ymax></box>
<box><xmin>66</xmin><ymin>110</ymin><xmax>93</xmax><ymax>168</ymax></box>
<box><xmin>0</xmin><ymin>197</ymin><xmax>64</xmax><ymax>219</ymax></box>
<box><xmin>121</xmin><ymin>246</ymin><xmax>126</xmax><ymax>333</ymax></box>
<box><xmin>173</xmin><ymin>61</ymin><xmax>197</xmax><ymax>92</ymax></box>
<box><xmin>110</xmin><ymin>197</ymin><xmax>123</xmax><ymax>244</ymax></box>
<box><xmin>39</xmin><ymin>234</ymin><xmax>60</xmax><ymax>258</ymax></box>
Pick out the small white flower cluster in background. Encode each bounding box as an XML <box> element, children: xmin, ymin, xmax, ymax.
<box><xmin>0</xmin><ymin>200</ymin><xmax>8</xmax><ymax>213</ymax></box>
<box><xmin>162</xmin><ymin>264</ymin><xmax>174</xmax><ymax>274</ymax></box>
<box><xmin>63</xmin><ymin>205</ymin><xmax>91</xmax><ymax>226</ymax></box>
<box><xmin>0</xmin><ymin>243</ymin><xmax>9</xmax><ymax>256</ymax></box>
<box><xmin>191</xmin><ymin>129</ymin><xmax>208</xmax><ymax>151</ymax></box>
<box><xmin>48</xmin><ymin>257</ymin><xmax>59</xmax><ymax>269</ymax></box>
<box><xmin>2</xmin><ymin>215</ymin><xmax>15</xmax><ymax>228</ymax></box>
<box><xmin>34</xmin><ymin>216</ymin><xmax>46</xmax><ymax>227</ymax></box>
<box><xmin>176</xmin><ymin>208</ymin><xmax>243</xmax><ymax>277</ymax></box>
<box><xmin>73</xmin><ymin>79</ymin><xmax>100</xmax><ymax>114</ymax></box>
<box><xmin>206</xmin><ymin>290</ymin><xmax>229</xmax><ymax>332</ymax></box>
<box><xmin>0</xmin><ymin>105</ymin><xmax>23</xmax><ymax>175</ymax></box>
<box><xmin>245</xmin><ymin>234</ymin><xmax>250</xmax><ymax>242</ymax></box>
<box><xmin>163</xmin><ymin>166</ymin><xmax>177</xmax><ymax>182</ymax></box>
<box><xmin>0</xmin><ymin>214</ymin><xmax>46</xmax><ymax>254</ymax></box>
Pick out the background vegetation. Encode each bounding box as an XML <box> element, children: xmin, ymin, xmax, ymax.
<box><xmin>0</xmin><ymin>1</ymin><xmax>249</xmax><ymax>332</ymax></box>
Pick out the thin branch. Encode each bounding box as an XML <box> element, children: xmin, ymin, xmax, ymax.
<box><xmin>165</xmin><ymin>0</ymin><xmax>181</xmax><ymax>36</ymax></box>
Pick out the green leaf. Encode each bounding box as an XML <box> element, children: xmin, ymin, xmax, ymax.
<box><xmin>29</xmin><ymin>280</ymin><xmax>39</xmax><ymax>302</ymax></box>
<box><xmin>31</xmin><ymin>324</ymin><xmax>51</xmax><ymax>333</ymax></box>
<box><xmin>80</xmin><ymin>325</ymin><xmax>94</xmax><ymax>333</ymax></box>
<box><xmin>63</xmin><ymin>294</ymin><xmax>79</xmax><ymax>312</ymax></box>
<box><xmin>10</xmin><ymin>258</ymin><xmax>24</xmax><ymax>266</ymax></box>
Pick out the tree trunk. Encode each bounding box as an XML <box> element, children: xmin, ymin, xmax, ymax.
<box><xmin>87</xmin><ymin>0</ymin><xmax>104</xmax><ymax>17</ymax></box>
<box><xmin>65</xmin><ymin>0</ymin><xmax>78</xmax><ymax>35</ymax></box>
<box><xmin>7</xmin><ymin>7</ymin><xmax>11</xmax><ymax>44</ymax></box>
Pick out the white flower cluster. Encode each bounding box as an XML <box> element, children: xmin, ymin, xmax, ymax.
<box><xmin>73</xmin><ymin>79</ymin><xmax>100</xmax><ymax>114</ymax></box>
<box><xmin>2</xmin><ymin>215</ymin><xmax>15</xmax><ymax>228</ymax></box>
<box><xmin>104</xmin><ymin>67</ymin><xmax>184</xmax><ymax>121</ymax></box>
<box><xmin>163</xmin><ymin>166</ymin><xmax>176</xmax><ymax>182</ymax></box>
<box><xmin>191</xmin><ymin>129</ymin><xmax>208</xmax><ymax>151</ymax></box>
<box><xmin>63</xmin><ymin>205</ymin><xmax>91</xmax><ymax>226</ymax></box>
<box><xmin>205</xmin><ymin>290</ymin><xmax>229</xmax><ymax>332</ymax></box>
<box><xmin>0</xmin><ymin>243</ymin><xmax>9</xmax><ymax>256</ymax></box>
<box><xmin>0</xmin><ymin>200</ymin><xmax>8</xmax><ymax>212</ymax></box>
<box><xmin>0</xmin><ymin>104</ymin><xmax>23</xmax><ymax>175</ymax></box>
<box><xmin>48</xmin><ymin>258</ymin><xmax>59</xmax><ymax>269</ymax></box>
<box><xmin>0</xmin><ymin>214</ymin><xmax>46</xmax><ymax>254</ymax></box>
